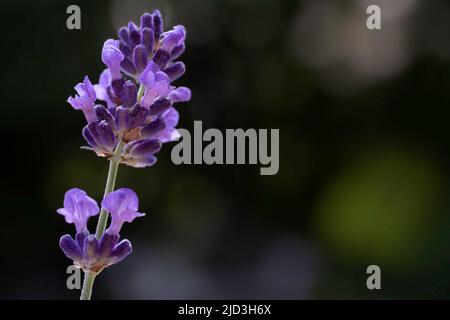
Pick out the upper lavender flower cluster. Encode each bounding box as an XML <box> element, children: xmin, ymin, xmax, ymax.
<box><xmin>67</xmin><ymin>10</ymin><xmax>191</xmax><ymax>168</ymax></box>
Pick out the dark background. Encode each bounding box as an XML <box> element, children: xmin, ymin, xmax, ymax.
<box><xmin>1</xmin><ymin>0</ymin><xmax>450</xmax><ymax>299</ymax></box>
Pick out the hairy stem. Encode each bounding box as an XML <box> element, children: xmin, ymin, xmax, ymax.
<box><xmin>80</xmin><ymin>272</ymin><xmax>96</xmax><ymax>300</ymax></box>
<box><xmin>79</xmin><ymin>140</ymin><xmax>125</xmax><ymax>300</ymax></box>
<box><xmin>95</xmin><ymin>141</ymin><xmax>125</xmax><ymax>238</ymax></box>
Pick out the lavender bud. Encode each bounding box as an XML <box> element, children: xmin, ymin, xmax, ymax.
<box><xmin>153</xmin><ymin>10</ymin><xmax>164</xmax><ymax>38</ymax></box>
<box><xmin>60</xmin><ymin>235</ymin><xmax>83</xmax><ymax>261</ymax></box>
<box><xmin>111</xmin><ymin>239</ymin><xmax>133</xmax><ymax>263</ymax></box>
<box><xmin>75</xmin><ymin>230</ymin><xmax>90</xmax><ymax>249</ymax></box>
<box><xmin>120</xmin><ymin>81</ymin><xmax>138</xmax><ymax>107</ymax></box>
<box><xmin>115</xmin><ymin>106</ymin><xmax>131</xmax><ymax>131</ymax></box>
<box><xmin>94</xmin><ymin>105</ymin><xmax>115</xmax><ymax>126</ymax></box>
<box><xmin>171</xmin><ymin>44</ymin><xmax>185</xmax><ymax>60</ymax></box>
<box><xmin>128</xmin><ymin>21</ymin><xmax>139</xmax><ymax>33</ymax></box>
<box><xmin>141</xmin><ymin>118</ymin><xmax>166</xmax><ymax>139</ymax></box>
<box><xmin>120</xmin><ymin>58</ymin><xmax>137</xmax><ymax>76</ymax></box>
<box><xmin>82</xmin><ymin>125</ymin><xmax>98</xmax><ymax>149</ymax></box>
<box><xmin>128</xmin><ymin>22</ymin><xmax>140</xmax><ymax>46</ymax></box>
<box><xmin>126</xmin><ymin>139</ymin><xmax>162</xmax><ymax>157</ymax></box>
<box><xmin>111</xmin><ymin>78</ymin><xmax>125</xmax><ymax>97</ymax></box>
<box><xmin>133</xmin><ymin>44</ymin><xmax>148</xmax><ymax>73</ymax></box>
<box><xmin>129</xmin><ymin>31</ymin><xmax>140</xmax><ymax>48</ymax></box>
<box><xmin>149</xmin><ymin>98</ymin><xmax>172</xmax><ymax>116</ymax></box>
<box><xmin>129</xmin><ymin>104</ymin><xmax>149</xmax><ymax>127</ymax></box>
<box><xmin>119</xmin><ymin>41</ymin><xmax>133</xmax><ymax>57</ymax></box>
<box><xmin>118</xmin><ymin>27</ymin><xmax>130</xmax><ymax>43</ymax></box>
<box><xmin>153</xmin><ymin>49</ymin><xmax>170</xmax><ymax>69</ymax></box>
<box><xmin>96</xmin><ymin>120</ymin><xmax>117</xmax><ymax>150</ymax></box>
<box><xmin>83</xmin><ymin>235</ymin><xmax>99</xmax><ymax>265</ymax></box>
<box><xmin>141</xmin><ymin>28</ymin><xmax>155</xmax><ymax>54</ymax></box>
<box><xmin>164</xmin><ymin>62</ymin><xmax>186</xmax><ymax>81</ymax></box>
<box><xmin>98</xmin><ymin>233</ymin><xmax>120</xmax><ymax>258</ymax></box>
<box><xmin>140</xmin><ymin>13</ymin><xmax>154</xmax><ymax>30</ymax></box>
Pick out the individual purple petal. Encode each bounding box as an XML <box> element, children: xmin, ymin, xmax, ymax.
<box><xmin>93</xmin><ymin>70</ymin><xmax>115</xmax><ymax>109</ymax></box>
<box><xmin>129</xmin><ymin>104</ymin><xmax>149</xmax><ymax>127</ymax></box>
<box><xmin>128</xmin><ymin>21</ymin><xmax>139</xmax><ymax>33</ymax></box>
<box><xmin>103</xmin><ymin>188</ymin><xmax>145</xmax><ymax>235</ymax></box>
<box><xmin>119</xmin><ymin>41</ymin><xmax>133</xmax><ymax>57</ymax></box>
<box><xmin>139</xmin><ymin>70</ymin><xmax>171</xmax><ymax>108</ymax></box>
<box><xmin>97</xmin><ymin>120</ymin><xmax>117</xmax><ymax>150</ymax></box>
<box><xmin>164</xmin><ymin>62</ymin><xmax>186</xmax><ymax>81</ymax></box>
<box><xmin>79</xmin><ymin>76</ymin><xmax>96</xmax><ymax>100</ymax></box>
<box><xmin>83</xmin><ymin>121</ymin><xmax>117</xmax><ymax>152</ymax></box>
<box><xmin>168</xmin><ymin>87</ymin><xmax>191</xmax><ymax>102</ymax></box>
<box><xmin>141</xmin><ymin>60</ymin><xmax>161</xmax><ymax>74</ymax></box>
<box><xmin>82</xmin><ymin>125</ymin><xmax>98</xmax><ymax>149</ymax></box>
<box><xmin>107</xmin><ymin>86</ymin><xmax>117</xmax><ymax>104</ymax></box>
<box><xmin>141</xmin><ymin>118</ymin><xmax>166</xmax><ymax>139</ymax></box>
<box><xmin>120</xmin><ymin>81</ymin><xmax>138</xmax><ymax>107</ymax></box>
<box><xmin>158</xmin><ymin>128</ymin><xmax>181</xmax><ymax>143</ymax></box>
<box><xmin>111</xmin><ymin>239</ymin><xmax>132</xmax><ymax>263</ymax></box>
<box><xmin>102</xmin><ymin>39</ymin><xmax>124</xmax><ymax>80</ymax></box>
<box><xmin>170</xmin><ymin>44</ymin><xmax>185</xmax><ymax>60</ymax></box>
<box><xmin>161</xmin><ymin>25</ymin><xmax>186</xmax><ymax>53</ymax></box>
<box><xmin>149</xmin><ymin>98</ymin><xmax>172</xmax><ymax>116</ymax></box>
<box><xmin>125</xmin><ymin>138</ymin><xmax>162</xmax><ymax>157</ymax></box>
<box><xmin>120</xmin><ymin>58</ymin><xmax>137</xmax><ymax>76</ymax></box>
<box><xmin>123</xmin><ymin>155</ymin><xmax>158</xmax><ymax>168</ymax></box>
<box><xmin>60</xmin><ymin>234</ymin><xmax>83</xmax><ymax>261</ymax></box>
<box><xmin>133</xmin><ymin>44</ymin><xmax>148</xmax><ymax>73</ymax></box>
<box><xmin>57</xmin><ymin>188</ymin><xmax>100</xmax><ymax>233</ymax></box>
<box><xmin>75</xmin><ymin>229</ymin><xmax>90</xmax><ymax>250</ymax></box>
<box><xmin>111</xmin><ymin>78</ymin><xmax>125</xmax><ymax>97</ymax></box>
<box><xmin>155</xmin><ymin>108</ymin><xmax>181</xmax><ymax>143</ymax></box>
<box><xmin>83</xmin><ymin>235</ymin><xmax>100</xmax><ymax>266</ymax></box>
<box><xmin>115</xmin><ymin>106</ymin><xmax>131</xmax><ymax>132</ymax></box>
<box><xmin>94</xmin><ymin>105</ymin><xmax>115</xmax><ymax>126</ymax></box>
<box><xmin>67</xmin><ymin>76</ymin><xmax>97</xmax><ymax>123</ymax></box>
<box><xmin>128</xmin><ymin>22</ymin><xmax>141</xmax><ymax>47</ymax></box>
<box><xmin>118</xmin><ymin>27</ymin><xmax>130</xmax><ymax>44</ymax></box>
<box><xmin>153</xmin><ymin>49</ymin><xmax>171</xmax><ymax>68</ymax></box>
<box><xmin>162</xmin><ymin>107</ymin><xmax>180</xmax><ymax>128</ymax></box>
<box><xmin>97</xmin><ymin>232</ymin><xmax>120</xmax><ymax>259</ymax></box>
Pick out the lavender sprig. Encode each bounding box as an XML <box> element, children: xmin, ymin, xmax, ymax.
<box><xmin>60</xmin><ymin>10</ymin><xmax>190</xmax><ymax>300</ymax></box>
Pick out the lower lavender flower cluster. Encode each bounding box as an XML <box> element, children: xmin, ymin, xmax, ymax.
<box><xmin>58</xmin><ymin>188</ymin><xmax>144</xmax><ymax>274</ymax></box>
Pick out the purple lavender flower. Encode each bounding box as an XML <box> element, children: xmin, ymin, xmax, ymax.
<box><xmin>103</xmin><ymin>188</ymin><xmax>145</xmax><ymax>234</ymax></box>
<box><xmin>157</xmin><ymin>108</ymin><xmax>181</xmax><ymax>143</ymax></box>
<box><xmin>66</xmin><ymin>10</ymin><xmax>191</xmax><ymax>168</ymax></box>
<box><xmin>58</xmin><ymin>188</ymin><xmax>143</xmax><ymax>274</ymax></box>
<box><xmin>61</xmin><ymin>11</ymin><xmax>191</xmax><ymax>298</ymax></box>
<box><xmin>57</xmin><ymin>188</ymin><xmax>99</xmax><ymax>233</ymax></box>
<box><xmin>139</xmin><ymin>62</ymin><xmax>171</xmax><ymax>108</ymax></box>
<box><xmin>160</xmin><ymin>25</ymin><xmax>186</xmax><ymax>58</ymax></box>
<box><xmin>67</xmin><ymin>76</ymin><xmax>97</xmax><ymax>123</ymax></box>
<box><xmin>101</xmin><ymin>40</ymin><xmax>124</xmax><ymax>81</ymax></box>
<box><xmin>82</xmin><ymin>120</ymin><xmax>117</xmax><ymax>157</ymax></box>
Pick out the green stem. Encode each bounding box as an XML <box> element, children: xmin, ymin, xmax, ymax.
<box><xmin>80</xmin><ymin>272</ymin><xmax>96</xmax><ymax>300</ymax></box>
<box><xmin>95</xmin><ymin>142</ymin><xmax>125</xmax><ymax>238</ymax></box>
<box><xmin>137</xmin><ymin>83</ymin><xmax>145</xmax><ymax>103</ymax></box>
<box><xmin>79</xmin><ymin>140</ymin><xmax>125</xmax><ymax>300</ymax></box>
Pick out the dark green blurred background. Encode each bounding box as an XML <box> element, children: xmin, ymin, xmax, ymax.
<box><xmin>1</xmin><ymin>0</ymin><xmax>450</xmax><ymax>299</ymax></box>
